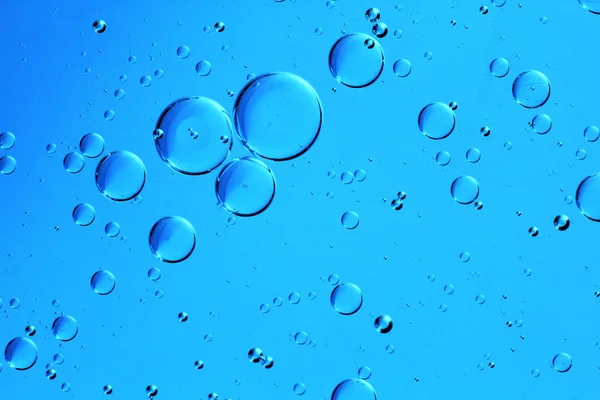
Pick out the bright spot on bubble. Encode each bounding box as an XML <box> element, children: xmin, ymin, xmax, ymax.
<box><xmin>330</xmin><ymin>283</ymin><xmax>363</xmax><ymax>315</ymax></box>
<box><xmin>95</xmin><ymin>151</ymin><xmax>146</xmax><ymax>201</ymax></box>
<box><xmin>328</xmin><ymin>33</ymin><xmax>384</xmax><ymax>89</ymax></box>
<box><xmin>149</xmin><ymin>216</ymin><xmax>196</xmax><ymax>263</ymax></box>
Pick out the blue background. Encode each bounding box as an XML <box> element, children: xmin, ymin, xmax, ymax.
<box><xmin>1</xmin><ymin>0</ymin><xmax>599</xmax><ymax>399</ymax></box>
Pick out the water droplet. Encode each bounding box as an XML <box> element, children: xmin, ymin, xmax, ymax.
<box><xmin>512</xmin><ymin>70</ymin><xmax>551</xmax><ymax>109</ymax></box>
<box><xmin>584</xmin><ymin>126</ymin><xmax>599</xmax><ymax>142</ymax></box>
<box><xmin>326</xmin><ymin>0</ymin><xmax>335</xmax><ymax>8</ymax></box>
<box><xmin>79</xmin><ymin>133</ymin><xmax>105</xmax><ymax>158</ymax></box>
<box><xmin>95</xmin><ymin>151</ymin><xmax>146</xmax><ymax>201</ymax></box>
<box><xmin>273</xmin><ymin>297</ymin><xmax>283</xmax><ymax>306</ymax></box>
<box><xmin>61</xmin><ymin>383</ymin><xmax>71</xmax><ymax>392</ymax></box>
<box><xmin>492</xmin><ymin>0</ymin><xmax>506</xmax><ymax>6</ymax></box>
<box><xmin>531</xmin><ymin>368</ymin><xmax>540</xmax><ymax>377</ymax></box>
<box><xmin>392</xmin><ymin>59</ymin><xmax>411</xmax><ymax>77</ymax></box>
<box><xmin>451</xmin><ymin>176</ymin><xmax>480</xmax><ymax>204</ymax></box>
<box><xmin>354</xmin><ymin>169</ymin><xmax>366</xmax><ymax>182</ymax></box>
<box><xmin>0</xmin><ymin>156</ymin><xmax>17</xmax><ymax>175</ymax></box>
<box><xmin>149</xmin><ymin>216</ymin><xmax>196</xmax><ymax>263</ymax></box>
<box><xmin>341</xmin><ymin>171</ymin><xmax>354</xmax><ymax>184</ymax></box>
<box><xmin>393</xmin><ymin>29</ymin><xmax>403</xmax><ymax>38</ymax></box>
<box><xmin>372</xmin><ymin>23</ymin><xmax>388</xmax><ymax>38</ymax></box>
<box><xmin>114</xmin><ymin>88</ymin><xmax>125</xmax><ymax>99</ymax></box>
<box><xmin>52</xmin><ymin>316</ymin><xmax>78</xmax><ymax>341</ymax></box>
<box><xmin>177</xmin><ymin>45</ymin><xmax>190</xmax><ymax>59</ymax></box>
<box><xmin>331</xmin><ymin>379</ymin><xmax>377</xmax><ymax>400</ymax></box>
<box><xmin>155</xmin><ymin>69</ymin><xmax>164</xmax><ymax>78</ymax></box>
<box><xmin>475</xmin><ymin>294</ymin><xmax>486</xmax><ymax>304</ymax></box>
<box><xmin>374</xmin><ymin>315</ymin><xmax>393</xmax><ymax>334</ymax></box>
<box><xmin>194</xmin><ymin>360</ymin><xmax>204</xmax><ymax>370</ymax></box>
<box><xmin>466</xmin><ymin>148</ymin><xmax>481</xmax><ymax>163</ymax></box>
<box><xmin>248</xmin><ymin>348</ymin><xmax>263</xmax><ymax>362</ymax></box>
<box><xmin>386</xmin><ymin>344</ymin><xmax>395</xmax><ymax>353</ymax></box>
<box><xmin>391</xmin><ymin>199</ymin><xmax>403</xmax><ymax>210</ymax></box>
<box><xmin>553</xmin><ymin>214</ymin><xmax>570</xmax><ymax>231</ymax></box>
<box><xmin>315</xmin><ymin>27</ymin><xmax>323</xmax><ymax>35</ymax></box>
<box><xmin>424</xmin><ymin>51</ymin><xmax>433</xmax><ymax>60</ymax></box>
<box><xmin>358</xmin><ymin>366</ymin><xmax>371</xmax><ymax>379</ymax></box>
<box><xmin>435</xmin><ymin>151</ymin><xmax>451</xmax><ymax>166</ymax></box>
<box><xmin>204</xmin><ymin>334</ymin><xmax>212</xmax><ymax>342</ymax></box>
<box><xmin>90</xmin><ymin>270</ymin><xmax>116</xmax><ymax>295</ymax></box>
<box><xmin>72</xmin><ymin>203</ymin><xmax>96</xmax><ymax>226</ymax></box>
<box><xmin>552</xmin><ymin>353</ymin><xmax>572</xmax><ymax>372</ymax></box>
<box><xmin>341</xmin><ymin>211</ymin><xmax>360</xmax><ymax>230</ymax></box>
<box><xmin>294</xmin><ymin>383</ymin><xmax>306</xmax><ymax>395</ymax></box>
<box><xmin>128</xmin><ymin>56</ymin><xmax>136</xmax><ymax>64</ymax></box>
<box><xmin>418</xmin><ymin>103</ymin><xmax>456</xmax><ymax>140</ymax></box>
<box><xmin>4</xmin><ymin>337</ymin><xmax>38</xmax><ymax>370</ymax></box>
<box><xmin>0</xmin><ymin>132</ymin><xmax>16</xmax><ymax>149</ymax></box>
<box><xmin>234</xmin><ymin>72</ymin><xmax>322</xmax><ymax>160</ymax></box>
<box><xmin>489</xmin><ymin>57</ymin><xmax>510</xmax><ymax>78</ymax></box>
<box><xmin>329</xmin><ymin>33</ymin><xmax>384</xmax><ymax>88</ymax></box>
<box><xmin>105</xmin><ymin>222</ymin><xmax>120</xmax><ymax>237</ymax></box>
<box><xmin>480</xmin><ymin>6</ymin><xmax>489</xmax><ymax>14</ymax></box>
<box><xmin>330</xmin><ymin>283</ymin><xmax>363</xmax><ymax>315</ymax></box>
<box><xmin>195</xmin><ymin>60</ymin><xmax>212</xmax><ymax>76</ymax></box>
<box><xmin>92</xmin><ymin>20</ymin><xmax>107</xmax><ymax>33</ymax></box>
<box><xmin>63</xmin><ymin>152</ymin><xmax>85</xmax><ymax>174</ymax></box>
<box><xmin>365</xmin><ymin>8</ymin><xmax>381</xmax><ymax>22</ymax></box>
<box><xmin>261</xmin><ymin>356</ymin><xmax>274</xmax><ymax>368</ymax></box>
<box><xmin>294</xmin><ymin>331</ymin><xmax>308</xmax><ymax>345</ymax></box>
<box><xmin>216</xmin><ymin>157</ymin><xmax>276</xmax><ymax>217</ymax></box>
<box><xmin>289</xmin><ymin>292</ymin><xmax>301</xmax><ymax>304</ymax></box>
<box><xmin>531</xmin><ymin>114</ymin><xmax>552</xmax><ymax>134</ymax></box>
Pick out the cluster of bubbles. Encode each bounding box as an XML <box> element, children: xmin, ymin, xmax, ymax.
<box><xmin>248</xmin><ymin>348</ymin><xmax>274</xmax><ymax>369</ymax></box>
<box><xmin>0</xmin><ymin>131</ymin><xmax>17</xmax><ymax>175</ymax></box>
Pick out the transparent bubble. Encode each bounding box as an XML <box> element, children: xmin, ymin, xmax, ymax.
<box><xmin>95</xmin><ymin>151</ymin><xmax>146</xmax><ymax>201</ymax></box>
<box><xmin>295</xmin><ymin>331</ymin><xmax>308</xmax><ymax>345</ymax></box>
<box><xmin>294</xmin><ymin>383</ymin><xmax>306</xmax><ymax>395</ymax></box>
<box><xmin>552</xmin><ymin>353</ymin><xmax>572</xmax><ymax>372</ymax></box>
<box><xmin>61</xmin><ymin>383</ymin><xmax>71</xmax><ymax>392</ymax></box>
<box><xmin>341</xmin><ymin>211</ymin><xmax>360</xmax><ymax>230</ymax></box>
<box><xmin>328</xmin><ymin>274</ymin><xmax>340</xmax><ymax>285</ymax></box>
<box><xmin>529</xmin><ymin>226</ymin><xmax>539</xmax><ymax>237</ymax></box>
<box><xmin>385</xmin><ymin>344</ymin><xmax>395</xmax><ymax>354</ymax></box>
<box><xmin>435</xmin><ymin>151</ymin><xmax>451</xmax><ymax>166</ymax></box>
<box><xmin>329</xmin><ymin>33</ymin><xmax>384</xmax><ymax>89</ymax></box>
<box><xmin>46</xmin><ymin>368</ymin><xmax>57</xmax><ymax>380</ymax></box>
<box><xmin>260</xmin><ymin>303</ymin><xmax>270</xmax><ymax>313</ymax></box>
<box><xmin>584</xmin><ymin>126</ymin><xmax>599</xmax><ymax>142</ymax></box>
<box><xmin>341</xmin><ymin>171</ymin><xmax>354</xmax><ymax>184</ymax></box>
<box><xmin>392</xmin><ymin>59</ymin><xmax>411</xmax><ymax>77</ymax></box>
<box><xmin>531</xmin><ymin>114</ymin><xmax>552</xmax><ymax>134</ymax></box>
<box><xmin>155</xmin><ymin>69</ymin><xmax>164</xmax><ymax>78</ymax></box>
<box><xmin>71</xmin><ymin>202</ymin><xmax>96</xmax><ymax>227</ymax></box>
<box><xmin>289</xmin><ymin>292</ymin><xmax>301</xmax><ymax>304</ymax></box>
<box><xmin>308</xmin><ymin>291</ymin><xmax>316</xmax><ymax>300</ymax></box>
<box><xmin>177</xmin><ymin>45</ymin><xmax>190</xmax><ymax>59</ymax></box>
<box><xmin>214</xmin><ymin>22</ymin><xmax>225</xmax><ymax>32</ymax></box>
<box><xmin>53</xmin><ymin>353</ymin><xmax>64</xmax><ymax>364</ymax></box>
<box><xmin>354</xmin><ymin>169</ymin><xmax>366</xmax><ymax>181</ymax></box>
<box><xmin>104</xmin><ymin>110</ymin><xmax>115</xmax><ymax>120</ymax></box>
<box><xmin>119</xmin><ymin>74</ymin><xmax>127</xmax><ymax>82</ymax></box>
<box><xmin>331</xmin><ymin>379</ymin><xmax>377</xmax><ymax>400</ymax></box>
<box><xmin>576</xmin><ymin>149</ymin><xmax>587</xmax><ymax>160</ymax></box>
<box><xmin>393</xmin><ymin>29</ymin><xmax>403</xmax><ymax>38</ymax></box>
<box><xmin>532</xmin><ymin>368</ymin><xmax>540</xmax><ymax>377</ymax></box>
<box><xmin>261</xmin><ymin>356</ymin><xmax>274</xmax><ymax>369</ymax></box>
<box><xmin>10</xmin><ymin>298</ymin><xmax>19</xmax><ymax>308</ymax></box>
<box><xmin>330</xmin><ymin>283</ymin><xmax>363</xmax><ymax>315</ymax></box>
<box><xmin>504</xmin><ymin>141</ymin><xmax>513</xmax><ymax>150</ymax></box>
<box><xmin>0</xmin><ymin>156</ymin><xmax>16</xmax><ymax>175</ymax></box>
<box><xmin>196</xmin><ymin>60</ymin><xmax>212</xmax><ymax>76</ymax></box>
<box><xmin>105</xmin><ymin>222</ymin><xmax>120</xmax><ymax>237</ymax></box>
<box><xmin>372</xmin><ymin>23</ymin><xmax>388</xmax><ymax>38</ymax></box>
<box><xmin>374</xmin><ymin>315</ymin><xmax>393</xmax><ymax>334</ymax></box>
<box><xmin>418</xmin><ymin>103</ymin><xmax>456</xmax><ymax>140</ymax></box>
<box><xmin>216</xmin><ymin>157</ymin><xmax>276</xmax><ymax>217</ymax></box>
<box><xmin>553</xmin><ymin>214</ymin><xmax>570</xmax><ymax>231</ymax></box>
<box><xmin>0</xmin><ymin>132</ymin><xmax>16</xmax><ymax>149</ymax></box>
<box><xmin>52</xmin><ymin>316</ymin><xmax>78</xmax><ymax>341</ymax></box>
<box><xmin>489</xmin><ymin>58</ymin><xmax>510</xmax><ymax>78</ymax></box>
<box><xmin>4</xmin><ymin>337</ymin><xmax>38</xmax><ymax>370</ymax></box>
<box><xmin>63</xmin><ymin>152</ymin><xmax>85</xmax><ymax>174</ymax></box>
<box><xmin>451</xmin><ymin>176</ymin><xmax>479</xmax><ymax>204</ymax></box>
<box><xmin>46</xmin><ymin>143</ymin><xmax>57</xmax><ymax>154</ymax></box>
<box><xmin>524</xmin><ymin>268</ymin><xmax>532</xmax><ymax>276</ymax></box>
<box><xmin>92</xmin><ymin>20</ymin><xmax>107</xmax><ymax>33</ymax></box>
<box><xmin>140</xmin><ymin>75</ymin><xmax>152</xmax><ymax>87</ymax></box>
<box><xmin>149</xmin><ymin>216</ymin><xmax>196</xmax><ymax>263</ymax></box>
<box><xmin>580</xmin><ymin>0</ymin><xmax>600</xmax><ymax>13</ymax></box>
<box><xmin>358</xmin><ymin>366</ymin><xmax>371</xmax><ymax>379</ymax></box>
<box><xmin>326</xmin><ymin>0</ymin><xmax>335</xmax><ymax>8</ymax></box>
<box><xmin>474</xmin><ymin>200</ymin><xmax>483</xmax><ymax>210</ymax></box>
<box><xmin>234</xmin><ymin>72</ymin><xmax>322</xmax><ymax>161</ymax></box>
<box><xmin>90</xmin><ymin>270</ymin><xmax>116</xmax><ymax>295</ymax></box>
<box><xmin>155</xmin><ymin>97</ymin><xmax>233</xmax><ymax>174</ymax></box>
<box><xmin>204</xmin><ymin>334</ymin><xmax>212</xmax><ymax>342</ymax></box>
<box><xmin>248</xmin><ymin>348</ymin><xmax>263</xmax><ymax>363</ymax></box>
<box><xmin>576</xmin><ymin>173</ymin><xmax>600</xmax><ymax>221</ymax></box>
<box><xmin>178</xmin><ymin>312</ymin><xmax>188</xmax><ymax>322</ymax></box>
<box><xmin>444</xmin><ymin>284</ymin><xmax>455</xmax><ymax>295</ymax></box>
<box><xmin>315</xmin><ymin>27</ymin><xmax>323</xmax><ymax>35</ymax></box>
<box><xmin>466</xmin><ymin>148</ymin><xmax>481</xmax><ymax>163</ymax></box>
<box><xmin>365</xmin><ymin>8</ymin><xmax>381</xmax><ymax>22</ymax></box>
<box><xmin>273</xmin><ymin>297</ymin><xmax>283</xmax><ymax>306</ymax></box>
<box><xmin>114</xmin><ymin>88</ymin><xmax>125</xmax><ymax>99</ymax></box>
<box><xmin>492</xmin><ymin>0</ymin><xmax>506</xmax><ymax>6</ymax></box>
<box><xmin>424</xmin><ymin>51</ymin><xmax>433</xmax><ymax>60</ymax></box>
<box><xmin>146</xmin><ymin>385</ymin><xmax>158</xmax><ymax>397</ymax></box>
<box><xmin>512</xmin><ymin>70</ymin><xmax>551</xmax><ymax>109</ymax></box>
<box><xmin>103</xmin><ymin>385</ymin><xmax>113</xmax><ymax>394</ymax></box>
<box><xmin>80</xmin><ymin>133</ymin><xmax>105</xmax><ymax>158</ymax></box>
<box><xmin>475</xmin><ymin>294</ymin><xmax>486</xmax><ymax>304</ymax></box>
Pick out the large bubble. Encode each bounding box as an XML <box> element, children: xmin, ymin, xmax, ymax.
<box><xmin>576</xmin><ymin>173</ymin><xmax>600</xmax><ymax>221</ymax></box>
<box><xmin>149</xmin><ymin>216</ymin><xmax>196</xmax><ymax>263</ymax></box>
<box><xmin>95</xmin><ymin>151</ymin><xmax>146</xmax><ymax>201</ymax></box>
<box><xmin>330</xmin><ymin>283</ymin><xmax>363</xmax><ymax>315</ymax></box>
<box><xmin>4</xmin><ymin>337</ymin><xmax>38</xmax><ymax>370</ymax></box>
<box><xmin>331</xmin><ymin>379</ymin><xmax>377</xmax><ymax>400</ymax></box>
<box><xmin>233</xmin><ymin>72</ymin><xmax>322</xmax><ymax>161</ymax></box>
<box><xmin>155</xmin><ymin>97</ymin><xmax>233</xmax><ymax>175</ymax></box>
<box><xmin>328</xmin><ymin>33</ymin><xmax>384</xmax><ymax>88</ymax></box>
<box><xmin>512</xmin><ymin>70</ymin><xmax>551</xmax><ymax>109</ymax></box>
<box><xmin>418</xmin><ymin>103</ymin><xmax>456</xmax><ymax>140</ymax></box>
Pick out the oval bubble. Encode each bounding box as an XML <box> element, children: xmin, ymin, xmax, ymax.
<box><xmin>331</xmin><ymin>379</ymin><xmax>377</xmax><ymax>400</ymax></box>
<box><xmin>451</xmin><ymin>176</ymin><xmax>480</xmax><ymax>204</ymax></box>
<box><xmin>149</xmin><ymin>216</ymin><xmax>196</xmax><ymax>263</ymax></box>
<box><xmin>90</xmin><ymin>270</ymin><xmax>116</xmax><ymax>295</ymax></box>
<box><xmin>330</xmin><ymin>283</ymin><xmax>363</xmax><ymax>315</ymax></box>
<box><xmin>216</xmin><ymin>157</ymin><xmax>276</xmax><ymax>217</ymax></box>
<box><xmin>512</xmin><ymin>70</ymin><xmax>551</xmax><ymax>109</ymax></box>
<box><xmin>418</xmin><ymin>103</ymin><xmax>456</xmax><ymax>140</ymax></box>
<box><xmin>72</xmin><ymin>203</ymin><xmax>96</xmax><ymax>226</ymax></box>
<box><xmin>155</xmin><ymin>97</ymin><xmax>233</xmax><ymax>175</ymax></box>
<box><xmin>95</xmin><ymin>151</ymin><xmax>146</xmax><ymax>201</ymax></box>
<box><xmin>4</xmin><ymin>337</ymin><xmax>38</xmax><ymax>370</ymax></box>
<box><xmin>52</xmin><ymin>316</ymin><xmax>79</xmax><ymax>342</ymax></box>
<box><xmin>328</xmin><ymin>33</ymin><xmax>384</xmax><ymax>89</ymax></box>
<box><xmin>233</xmin><ymin>72</ymin><xmax>322</xmax><ymax>161</ymax></box>
<box><xmin>80</xmin><ymin>133</ymin><xmax>105</xmax><ymax>158</ymax></box>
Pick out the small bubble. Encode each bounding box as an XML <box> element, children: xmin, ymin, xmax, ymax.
<box><xmin>439</xmin><ymin>304</ymin><xmax>448</xmax><ymax>312</ymax></box>
<box><xmin>365</xmin><ymin>8</ymin><xmax>381</xmax><ymax>22</ymax></box>
<box><xmin>293</xmin><ymin>383</ymin><xmax>306</xmax><ymax>395</ymax></box>
<box><xmin>584</xmin><ymin>126</ymin><xmax>599</xmax><ymax>142</ymax></box>
<box><xmin>128</xmin><ymin>55</ymin><xmax>136</xmax><ymax>64</ymax></box>
<box><xmin>195</xmin><ymin>60</ymin><xmax>212</xmax><ymax>76</ymax></box>
<box><xmin>194</xmin><ymin>360</ymin><xmax>204</xmax><ymax>370</ymax></box>
<box><xmin>444</xmin><ymin>284</ymin><xmax>455</xmax><ymax>295</ymax></box>
<box><xmin>248</xmin><ymin>348</ymin><xmax>263</xmax><ymax>363</ymax></box>
<box><xmin>140</xmin><ymin>75</ymin><xmax>152</xmax><ymax>87</ymax></box>
<box><xmin>424</xmin><ymin>51</ymin><xmax>433</xmax><ymax>60</ymax></box>
<box><xmin>273</xmin><ymin>297</ymin><xmax>283</xmax><ymax>307</ymax></box>
<box><xmin>289</xmin><ymin>292</ymin><xmax>301</xmax><ymax>304</ymax></box>
<box><xmin>0</xmin><ymin>156</ymin><xmax>17</xmax><ymax>175</ymax></box>
<box><xmin>104</xmin><ymin>110</ymin><xmax>115</xmax><ymax>121</ymax></box>
<box><xmin>0</xmin><ymin>132</ymin><xmax>16</xmax><ymax>149</ymax></box>
<box><xmin>532</xmin><ymin>369</ymin><xmax>540</xmax><ymax>377</ymax></box>
<box><xmin>326</xmin><ymin>0</ymin><xmax>335</xmax><ymax>8</ymax></box>
<box><xmin>146</xmin><ymin>385</ymin><xmax>158</xmax><ymax>397</ymax></box>
<box><xmin>177</xmin><ymin>45</ymin><xmax>191</xmax><ymax>59</ymax></box>
<box><xmin>524</xmin><ymin>268</ymin><xmax>532</xmax><ymax>276</ymax></box>
<box><xmin>553</xmin><ymin>214</ymin><xmax>570</xmax><ymax>231</ymax></box>
<box><xmin>480</xmin><ymin>6</ymin><xmax>489</xmax><ymax>14</ymax></box>
<box><xmin>374</xmin><ymin>315</ymin><xmax>393</xmax><ymax>334</ymax></box>
<box><xmin>466</xmin><ymin>148</ymin><xmax>481</xmax><ymax>163</ymax></box>
<box><xmin>435</xmin><ymin>151</ymin><xmax>451</xmax><ymax>166</ymax></box>
<box><xmin>61</xmin><ymin>382</ymin><xmax>71</xmax><ymax>392</ymax></box>
<box><xmin>528</xmin><ymin>226</ymin><xmax>539</xmax><ymax>237</ymax></box>
<box><xmin>358</xmin><ymin>366</ymin><xmax>372</xmax><ymax>379</ymax></box>
<box><xmin>294</xmin><ymin>331</ymin><xmax>308</xmax><ymax>345</ymax></box>
<box><xmin>341</xmin><ymin>171</ymin><xmax>355</xmax><ymax>184</ymax></box>
<box><xmin>178</xmin><ymin>312</ymin><xmax>188</xmax><ymax>322</ymax></box>
<box><xmin>46</xmin><ymin>143</ymin><xmax>57</xmax><ymax>154</ymax></box>
<box><xmin>92</xmin><ymin>20</ymin><xmax>107</xmax><ymax>34</ymax></box>
<box><xmin>214</xmin><ymin>22</ymin><xmax>225</xmax><ymax>32</ymax></box>
<box><xmin>386</xmin><ymin>344</ymin><xmax>395</xmax><ymax>354</ymax></box>
<box><xmin>10</xmin><ymin>298</ymin><xmax>20</xmax><ymax>309</ymax></box>
<box><xmin>552</xmin><ymin>353</ymin><xmax>572</xmax><ymax>373</ymax></box>
<box><xmin>46</xmin><ymin>368</ymin><xmax>57</xmax><ymax>379</ymax></box>
<box><xmin>341</xmin><ymin>211</ymin><xmax>360</xmax><ymax>229</ymax></box>
<box><xmin>475</xmin><ymin>294</ymin><xmax>486</xmax><ymax>304</ymax></box>
<box><xmin>576</xmin><ymin>149</ymin><xmax>587</xmax><ymax>160</ymax></box>
<box><xmin>260</xmin><ymin>303</ymin><xmax>270</xmax><ymax>313</ymax></box>
<box><xmin>103</xmin><ymin>385</ymin><xmax>113</xmax><ymax>395</ymax></box>
<box><xmin>372</xmin><ymin>23</ymin><xmax>388</xmax><ymax>38</ymax></box>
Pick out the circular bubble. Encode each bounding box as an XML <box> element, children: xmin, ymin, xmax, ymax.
<box><xmin>490</xmin><ymin>58</ymin><xmax>510</xmax><ymax>78</ymax></box>
<box><xmin>328</xmin><ymin>33</ymin><xmax>384</xmax><ymax>89</ymax></box>
<box><xmin>575</xmin><ymin>173</ymin><xmax>600</xmax><ymax>221</ymax></box>
<box><xmin>196</xmin><ymin>60</ymin><xmax>212</xmax><ymax>76</ymax></box>
<box><xmin>47</xmin><ymin>143</ymin><xmax>57</xmax><ymax>154</ymax></box>
<box><xmin>72</xmin><ymin>203</ymin><xmax>96</xmax><ymax>226</ymax></box>
<box><xmin>341</xmin><ymin>171</ymin><xmax>354</xmax><ymax>184</ymax></box>
<box><xmin>289</xmin><ymin>292</ymin><xmax>301</xmax><ymax>304</ymax></box>
<box><xmin>248</xmin><ymin>348</ymin><xmax>263</xmax><ymax>363</ymax></box>
<box><xmin>331</xmin><ymin>379</ymin><xmax>377</xmax><ymax>400</ymax></box>
<box><xmin>146</xmin><ymin>385</ymin><xmax>158</xmax><ymax>397</ymax></box>
<box><xmin>140</xmin><ymin>75</ymin><xmax>152</xmax><ymax>87</ymax></box>
<box><xmin>0</xmin><ymin>132</ymin><xmax>16</xmax><ymax>149</ymax></box>
<box><xmin>466</xmin><ymin>148</ymin><xmax>481</xmax><ymax>163</ymax></box>
<box><xmin>52</xmin><ymin>316</ymin><xmax>79</xmax><ymax>342</ymax></box>
<box><xmin>53</xmin><ymin>353</ymin><xmax>64</xmax><ymax>364</ymax></box>
<box><xmin>579</xmin><ymin>0</ymin><xmax>600</xmax><ymax>14</ymax></box>
<box><xmin>90</xmin><ymin>270</ymin><xmax>116</xmax><ymax>295</ymax></box>
<box><xmin>475</xmin><ymin>294</ymin><xmax>486</xmax><ymax>304</ymax></box>
<box><xmin>149</xmin><ymin>216</ymin><xmax>196</xmax><ymax>263</ymax></box>
<box><xmin>531</xmin><ymin>114</ymin><xmax>552</xmax><ymax>134</ymax></box>
<box><xmin>529</xmin><ymin>226</ymin><xmax>539</xmax><ymax>237</ymax></box>
<box><xmin>354</xmin><ymin>169</ymin><xmax>366</xmax><ymax>182</ymax></box>
<box><xmin>63</xmin><ymin>152</ymin><xmax>85</xmax><ymax>173</ymax></box>
<box><xmin>444</xmin><ymin>284</ymin><xmax>455</xmax><ymax>295</ymax></box>
<box><xmin>80</xmin><ymin>133</ymin><xmax>105</xmax><ymax>158</ymax></box>
<box><xmin>105</xmin><ymin>222</ymin><xmax>120</xmax><ymax>237</ymax></box>
<box><xmin>392</xmin><ymin>59</ymin><xmax>411</xmax><ymax>78</ymax></box>
<box><xmin>358</xmin><ymin>366</ymin><xmax>372</xmax><ymax>379</ymax></box>
<box><xmin>492</xmin><ymin>0</ymin><xmax>506</xmax><ymax>6</ymax></box>
<box><xmin>365</xmin><ymin>8</ymin><xmax>381</xmax><ymax>22</ymax></box>
<box><xmin>177</xmin><ymin>45</ymin><xmax>190</xmax><ymax>59</ymax></box>
<box><xmin>260</xmin><ymin>303</ymin><xmax>270</xmax><ymax>313</ymax></box>
<box><xmin>114</xmin><ymin>88</ymin><xmax>125</xmax><ymax>99</ymax></box>
<box><xmin>330</xmin><ymin>283</ymin><xmax>363</xmax><ymax>315</ymax></box>
<box><xmin>294</xmin><ymin>383</ymin><xmax>306</xmax><ymax>395</ymax></box>
<box><xmin>552</xmin><ymin>353</ymin><xmax>572</xmax><ymax>372</ymax></box>
<box><xmin>148</xmin><ymin>267</ymin><xmax>161</xmax><ymax>281</ymax></box>
<box><xmin>436</xmin><ymin>151</ymin><xmax>451</xmax><ymax>166</ymax></box>
<box><xmin>10</xmin><ymin>298</ymin><xmax>19</xmax><ymax>308</ymax></box>
<box><xmin>512</xmin><ymin>70</ymin><xmax>551</xmax><ymax>109</ymax></box>
<box><xmin>584</xmin><ymin>126</ymin><xmax>599</xmax><ymax>142</ymax></box>
<box><xmin>95</xmin><ymin>151</ymin><xmax>146</xmax><ymax>201</ymax></box>
<box><xmin>341</xmin><ymin>211</ymin><xmax>359</xmax><ymax>230</ymax></box>
<box><xmin>0</xmin><ymin>156</ymin><xmax>16</xmax><ymax>175</ymax></box>
<box><xmin>273</xmin><ymin>297</ymin><xmax>283</xmax><ymax>306</ymax></box>
<box><xmin>233</xmin><ymin>72</ymin><xmax>322</xmax><ymax>161</ymax></box>
<box><xmin>451</xmin><ymin>176</ymin><xmax>479</xmax><ymax>204</ymax></box>
<box><xmin>295</xmin><ymin>331</ymin><xmax>308</xmax><ymax>345</ymax></box>
<box><xmin>194</xmin><ymin>360</ymin><xmax>204</xmax><ymax>370</ymax></box>
<box><xmin>554</xmin><ymin>214</ymin><xmax>570</xmax><ymax>231</ymax></box>
<box><xmin>4</xmin><ymin>337</ymin><xmax>38</xmax><ymax>370</ymax></box>
<box><xmin>215</xmin><ymin>21</ymin><xmax>225</xmax><ymax>32</ymax></box>
<box><xmin>374</xmin><ymin>315</ymin><xmax>393</xmax><ymax>333</ymax></box>
<box><xmin>104</xmin><ymin>110</ymin><xmax>115</xmax><ymax>120</ymax></box>
<box><xmin>262</xmin><ymin>356</ymin><xmax>274</xmax><ymax>368</ymax></box>
<box><xmin>155</xmin><ymin>97</ymin><xmax>233</xmax><ymax>175</ymax></box>
<box><xmin>418</xmin><ymin>103</ymin><xmax>456</xmax><ymax>140</ymax></box>
<box><xmin>215</xmin><ymin>157</ymin><xmax>276</xmax><ymax>217</ymax></box>
<box><xmin>103</xmin><ymin>385</ymin><xmax>113</xmax><ymax>395</ymax></box>
<box><xmin>25</xmin><ymin>325</ymin><xmax>36</xmax><ymax>336</ymax></box>
<box><xmin>46</xmin><ymin>368</ymin><xmax>57</xmax><ymax>380</ymax></box>
<box><xmin>576</xmin><ymin>149</ymin><xmax>587</xmax><ymax>160</ymax></box>
<box><xmin>372</xmin><ymin>23</ymin><xmax>388</xmax><ymax>38</ymax></box>
<box><xmin>92</xmin><ymin>20</ymin><xmax>106</xmax><ymax>33</ymax></box>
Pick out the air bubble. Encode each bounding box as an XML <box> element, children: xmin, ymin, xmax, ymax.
<box><xmin>149</xmin><ymin>216</ymin><xmax>196</xmax><ymax>263</ymax></box>
<box><xmin>329</xmin><ymin>33</ymin><xmax>384</xmax><ymax>88</ymax></box>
